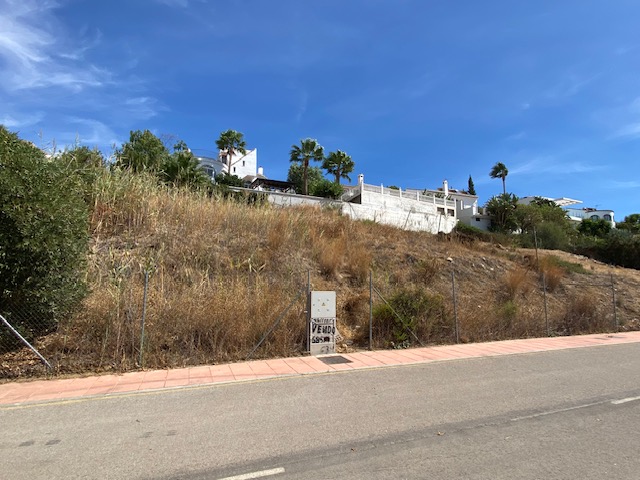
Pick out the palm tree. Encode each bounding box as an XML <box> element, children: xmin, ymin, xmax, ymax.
<box><xmin>322</xmin><ymin>150</ymin><xmax>354</xmax><ymax>184</ymax></box>
<box><xmin>215</xmin><ymin>130</ymin><xmax>247</xmax><ymax>176</ymax></box>
<box><xmin>489</xmin><ymin>162</ymin><xmax>509</xmax><ymax>194</ymax></box>
<box><xmin>290</xmin><ymin>138</ymin><xmax>325</xmax><ymax>195</ymax></box>
<box><xmin>161</xmin><ymin>141</ymin><xmax>209</xmax><ymax>189</ymax></box>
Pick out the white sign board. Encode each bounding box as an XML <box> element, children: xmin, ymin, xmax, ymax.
<box><xmin>309</xmin><ymin>291</ymin><xmax>337</xmax><ymax>356</ymax></box>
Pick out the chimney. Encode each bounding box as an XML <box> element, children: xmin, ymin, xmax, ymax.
<box><xmin>443</xmin><ymin>179</ymin><xmax>449</xmax><ymax>196</ymax></box>
<box><xmin>257</xmin><ymin>166</ymin><xmax>264</xmax><ymax>176</ymax></box>
<box><xmin>358</xmin><ymin>173</ymin><xmax>364</xmax><ymax>185</ymax></box>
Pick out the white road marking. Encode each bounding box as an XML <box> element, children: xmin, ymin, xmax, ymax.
<box><xmin>611</xmin><ymin>396</ymin><xmax>640</xmax><ymax>405</ymax></box>
<box><xmin>512</xmin><ymin>395</ymin><xmax>640</xmax><ymax>421</ymax></box>
<box><xmin>511</xmin><ymin>401</ymin><xmax>604</xmax><ymax>422</ymax></box>
<box><xmin>218</xmin><ymin>467</ymin><xmax>285</xmax><ymax>480</ymax></box>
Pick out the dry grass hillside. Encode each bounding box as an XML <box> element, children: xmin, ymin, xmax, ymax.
<box><xmin>2</xmin><ymin>171</ymin><xmax>640</xmax><ymax>379</ymax></box>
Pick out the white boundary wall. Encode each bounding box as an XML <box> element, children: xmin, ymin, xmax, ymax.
<box><xmin>229</xmin><ymin>183</ymin><xmax>457</xmax><ymax>234</ymax></box>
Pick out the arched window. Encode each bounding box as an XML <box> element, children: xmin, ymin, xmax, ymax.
<box><xmin>590</xmin><ymin>215</ymin><xmax>600</xmax><ymax>220</ymax></box>
<box><xmin>603</xmin><ymin>214</ymin><xmax>612</xmax><ymax>221</ymax></box>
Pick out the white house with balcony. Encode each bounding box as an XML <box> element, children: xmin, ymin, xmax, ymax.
<box><xmin>519</xmin><ymin>196</ymin><xmax>616</xmax><ymax>228</ymax></box>
<box><xmin>406</xmin><ymin>180</ymin><xmax>491</xmax><ymax>231</ymax></box>
<box><xmin>340</xmin><ymin>175</ymin><xmax>458</xmax><ymax>233</ymax></box>
<box><xmin>565</xmin><ymin>207</ymin><xmax>616</xmax><ymax>227</ymax></box>
<box><xmin>194</xmin><ymin>148</ymin><xmax>263</xmax><ymax>183</ymax></box>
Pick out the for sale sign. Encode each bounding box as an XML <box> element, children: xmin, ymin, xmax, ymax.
<box><xmin>309</xmin><ymin>291</ymin><xmax>336</xmax><ymax>355</ymax></box>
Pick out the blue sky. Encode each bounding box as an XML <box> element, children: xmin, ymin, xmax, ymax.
<box><xmin>2</xmin><ymin>0</ymin><xmax>640</xmax><ymax>219</ymax></box>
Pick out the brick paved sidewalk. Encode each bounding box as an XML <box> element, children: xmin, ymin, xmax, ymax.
<box><xmin>1</xmin><ymin>332</ymin><xmax>639</xmax><ymax>406</ymax></box>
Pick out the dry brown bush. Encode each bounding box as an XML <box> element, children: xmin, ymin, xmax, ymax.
<box><xmin>4</xmin><ymin>168</ymin><xmax>638</xmax><ymax>380</ymax></box>
<box><xmin>538</xmin><ymin>256</ymin><xmax>565</xmax><ymax>292</ymax></box>
<box><xmin>502</xmin><ymin>267</ymin><xmax>531</xmax><ymax>299</ymax></box>
<box><xmin>556</xmin><ymin>293</ymin><xmax>607</xmax><ymax>335</ymax></box>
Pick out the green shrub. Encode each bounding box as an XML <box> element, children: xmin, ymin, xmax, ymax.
<box><xmin>578</xmin><ymin>218</ymin><xmax>611</xmax><ymax>238</ymax></box>
<box><xmin>373</xmin><ymin>288</ymin><xmax>451</xmax><ymax>346</ymax></box>
<box><xmin>519</xmin><ymin>224</ymin><xmax>572</xmax><ymax>250</ymax></box>
<box><xmin>453</xmin><ymin>222</ymin><xmax>492</xmax><ymax>242</ymax></box>
<box><xmin>310</xmin><ymin>179</ymin><xmax>344</xmax><ymax>199</ymax></box>
<box><xmin>0</xmin><ymin>126</ymin><xmax>89</xmax><ymax>347</ymax></box>
<box><xmin>542</xmin><ymin>255</ymin><xmax>588</xmax><ymax>275</ymax></box>
<box><xmin>498</xmin><ymin>300</ymin><xmax>518</xmax><ymax>321</ymax></box>
<box><xmin>599</xmin><ymin>230</ymin><xmax>640</xmax><ymax>270</ymax></box>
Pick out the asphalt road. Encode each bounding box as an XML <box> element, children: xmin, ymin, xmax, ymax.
<box><xmin>2</xmin><ymin>343</ymin><xmax>640</xmax><ymax>479</ymax></box>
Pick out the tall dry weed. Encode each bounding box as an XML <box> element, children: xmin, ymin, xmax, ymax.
<box><xmin>538</xmin><ymin>256</ymin><xmax>565</xmax><ymax>292</ymax></box>
<box><xmin>502</xmin><ymin>267</ymin><xmax>531</xmax><ymax>299</ymax></box>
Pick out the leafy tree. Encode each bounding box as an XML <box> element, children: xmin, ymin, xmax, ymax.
<box><xmin>578</xmin><ymin>218</ymin><xmax>611</xmax><ymax>238</ymax></box>
<box><xmin>515</xmin><ymin>198</ymin><xmax>573</xmax><ymax>250</ymax></box>
<box><xmin>617</xmin><ymin>214</ymin><xmax>640</xmax><ymax>234</ymax></box>
<box><xmin>516</xmin><ymin>197</ymin><xmax>571</xmax><ymax>233</ymax></box>
<box><xmin>214</xmin><ymin>172</ymin><xmax>245</xmax><ymax>187</ymax></box>
<box><xmin>601</xmin><ymin>230</ymin><xmax>640</xmax><ymax>269</ymax></box>
<box><xmin>489</xmin><ymin>162</ymin><xmax>509</xmax><ymax>194</ymax></box>
<box><xmin>485</xmin><ymin>193</ymin><xmax>519</xmax><ymax>233</ymax></box>
<box><xmin>467</xmin><ymin>175</ymin><xmax>476</xmax><ymax>195</ymax></box>
<box><xmin>287</xmin><ymin>164</ymin><xmax>324</xmax><ymax>194</ymax></box>
<box><xmin>57</xmin><ymin>146</ymin><xmax>106</xmax><ymax>203</ymax></box>
<box><xmin>115</xmin><ymin>130</ymin><xmax>168</xmax><ymax>173</ymax></box>
<box><xmin>310</xmin><ymin>179</ymin><xmax>344</xmax><ymax>199</ymax></box>
<box><xmin>160</xmin><ymin>141</ymin><xmax>209</xmax><ymax>189</ymax></box>
<box><xmin>534</xmin><ymin>222</ymin><xmax>572</xmax><ymax>251</ymax></box>
<box><xmin>215</xmin><ymin>130</ymin><xmax>246</xmax><ymax>176</ymax></box>
<box><xmin>290</xmin><ymin>138</ymin><xmax>324</xmax><ymax>195</ymax></box>
<box><xmin>0</xmin><ymin>126</ymin><xmax>89</xmax><ymax>345</ymax></box>
<box><xmin>322</xmin><ymin>150</ymin><xmax>354</xmax><ymax>184</ymax></box>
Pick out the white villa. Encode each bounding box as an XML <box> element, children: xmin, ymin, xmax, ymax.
<box><xmin>192</xmin><ymin>147</ymin><xmax>616</xmax><ymax>235</ymax></box>
<box><xmin>194</xmin><ymin>148</ymin><xmax>262</xmax><ymax>181</ymax></box>
<box><xmin>406</xmin><ymin>181</ymin><xmax>491</xmax><ymax>231</ymax></box>
<box><xmin>519</xmin><ymin>196</ymin><xmax>616</xmax><ymax>228</ymax></box>
<box><xmin>193</xmin><ymin>146</ymin><xmax>473</xmax><ymax>234</ymax></box>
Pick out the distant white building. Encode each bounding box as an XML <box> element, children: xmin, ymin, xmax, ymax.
<box><xmin>193</xmin><ymin>148</ymin><xmax>263</xmax><ymax>184</ymax></box>
<box><xmin>340</xmin><ymin>176</ymin><xmax>458</xmax><ymax>234</ymax></box>
<box><xmin>565</xmin><ymin>207</ymin><xmax>616</xmax><ymax>227</ymax></box>
<box><xmin>519</xmin><ymin>196</ymin><xmax>616</xmax><ymax>228</ymax></box>
<box><xmin>220</xmin><ymin>148</ymin><xmax>259</xmax><ymax>179</ymax></box>
<box><xmin>409</xmin><ymin>180</ymin><xmax>491</xmax><ymax>231</ymax></box>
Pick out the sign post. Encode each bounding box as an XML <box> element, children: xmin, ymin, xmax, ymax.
<box><xmin>309</xmin><ymin>291</ymin><xmax>337</xmax><ymax>356</ymax></box>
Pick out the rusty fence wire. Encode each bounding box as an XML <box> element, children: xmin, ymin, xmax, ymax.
<box><xmin>1</xmin><ymin>266</ymin><xmax>636</xmax><ymax>380</ymax></box>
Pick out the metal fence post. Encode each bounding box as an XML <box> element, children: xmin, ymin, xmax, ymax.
<box><xmin>306</xmin><ymin>269</ymin><xmax>311</xmax><ymax>353</ymax></box>
<box><xmin>0</xmin><ymin>313</ymin><xmax>52</xmax><ymax>370</ymax></box>
<box><xmin>451</xmin><ymin>270</ymin><xmax>459</xmax><ymax>344</ymax></box>
<box><xmin>542</xmin><ymin>271</ymin><xmax>549</xmax><ymax>336</ymax></box>
<box><xmin>139</xmin><ymin>270</ymin><xmax>149</xmax><ymax>368</ymax></box>
<box><xmin>369</xmin><ymin>270</ymin><xmax>373</xmax><ymax>350</ymax></box>
<box><xmin>611</xmin><ymin>273</ymin><xmax>618</xmax><ymax>332</ymax></box>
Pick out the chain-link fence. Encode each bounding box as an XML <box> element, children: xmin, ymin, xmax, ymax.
<box><xmin>1</xmin><ymin>264</ymin><xmax>637</xmax><ymax>380</ymax></box>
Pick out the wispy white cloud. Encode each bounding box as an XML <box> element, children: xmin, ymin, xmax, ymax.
<box><xmin>62</xmin><ymin>117</ymin><xmax>122</xmax><ymax>149</ymax></box>
<box><xmin>0</xmin><ymin>0</ymin><xmax>109</xmax><ymax>92</ymax></box>
<box><xmin>294</xmin><ymin>90</ymin><xmax>308</xmax><ymax>123</ymax></box>
<box><xmin>612</xmin><ymin>122</ymin><xmax>640</xmax><ymax>139</ymax></box>
<box><xmin>324</xmin><ymin>72</ymin><xmax>443</xmax><ymax>122</ymax></box>
<box><xmin>0</xmin><ymin>111</ymin><xmax>44</xmax><ymax>128</ymax></box>
<box><xmin>605</xmin><ymin>97</ymin><xmax>640</xmax><ymax>139</ymax></box>
<box><xmin>505</xmin><ymin>131</ymin><xmax>526</xmax><ymax>141</ymax></box>
<box><xmin>0</xmin><ymin>0</ymin><xmax>167</xmax><ymax>150</ymax></box>
<box><xmin>123</xmin><ymin>96</ymin><xmax>167</xmax><ymax>121</ymax></box>
<box><xmin>608</xmin><ymin>180</ymin><xmax>640</xmax><ymax>189</ymax></box>
<box><xmin>153</xmin><ymin>0</ymin><xmax>190</xmax><ymax>7</ymax></box>
<box><xmin>510</xmin><ymin>155</ymin><xmax>605</xmax><ymax>176</ymax></box>
<box><xmin>542</xmin><ymin>73</ymin><xmax>599</xmax><ymax>100</ymax></box>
